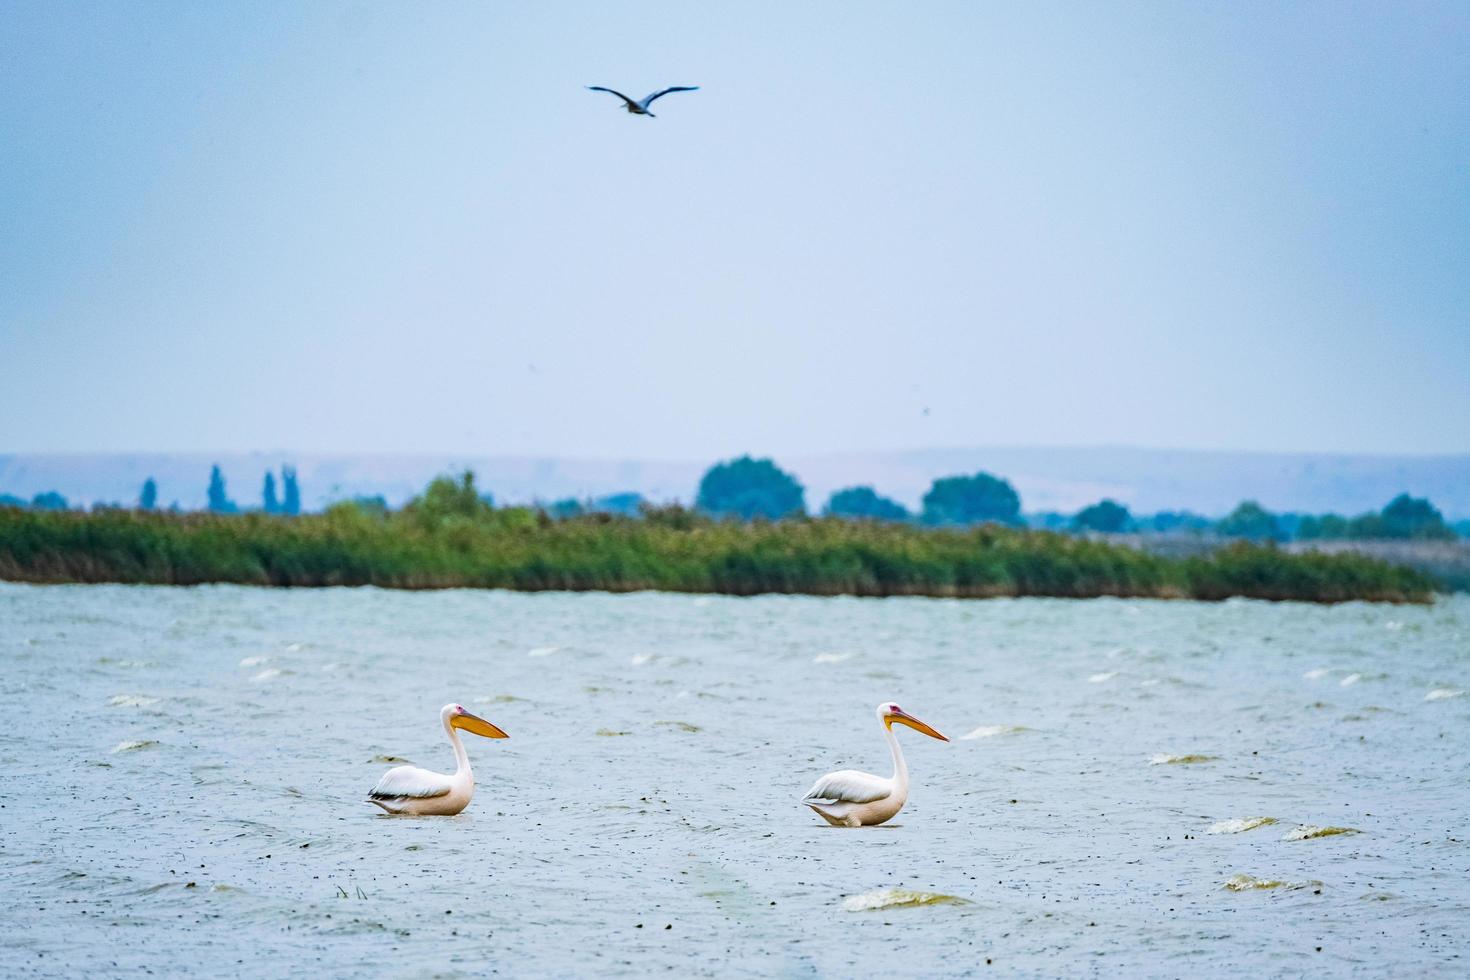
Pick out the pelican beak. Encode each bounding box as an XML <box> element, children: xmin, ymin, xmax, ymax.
<box><xmin>890</xmin><ymin>711</ymin><xmax>949</xmax><ymax>742</ymax></box>
<box><xmin>452</xmin><ymin>711</ymin><xmax>509</xmax><ymax>739</ymax></box>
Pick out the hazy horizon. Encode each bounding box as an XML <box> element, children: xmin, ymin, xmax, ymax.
<box><xmin>4</xmin><ymin>3</ymin><xmax>1467</xmax><ymax>458</ymax></box>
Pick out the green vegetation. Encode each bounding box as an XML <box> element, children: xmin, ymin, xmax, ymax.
<box><xmin>0</xmin><ymin>476</ymin><xmax>1434</xmax><ymax>603</ymax></box>
<box><xmin>921</xmin><ymin>472</ymin><xmax>1021</xmax><ymax>527</ymax></box>
<box><xmin>824</xmin><ymin>486</ymin><xmax>909</xmax><ymax>522</ymax></box>
<box><xmin>696</xmin><ymin>456</ymin><xmax>805</xmax><ymax>520</ymax></box>
<box><xmin>1073</xmin><ymin>499</ymin><xmax>1132</xmax><ymax>533</ymax></box>
<box><xmin>1293</xmin><ymin>494</ymin><xmax>1454</xmax><ymax>542</ymax></box>
<box><xmin>1216</xmin><ymin>500</ymin><xmax>1281</xmax><ymax>541</ymax></box>
<box><xmin>139</xmin><ymin>478</ymin><xmax>158</xmax><ymax>511</ymax></box>
<box><xmin>206</xmin><ymin>465</ymin><xmax>238</xmax><ymax>514</ymax></box>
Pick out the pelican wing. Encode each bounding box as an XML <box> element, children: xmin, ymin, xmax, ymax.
<box><xmin>640</xmin><ymin>86</ymin><xmax>699</xmax><ymax>108</ymax></box>
<box><xmin>369</xmin><ymin>765</ymin><xmax>452</xmax><ymax>800</ymax></box>
<box><xmin>587</xmin><ymin>86</ymin><xmax>637</xmax><ymax>107</ymax></box>
<box><xmin>803</xmin><ymin>769</ymin><xmax>891</xmax><ymax>805</ymax></box>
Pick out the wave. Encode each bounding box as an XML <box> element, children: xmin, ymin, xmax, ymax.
<box><xmin>842</xmin><ymin>888</ymin><xmax>970</xmax><ymax>911</ymax></box>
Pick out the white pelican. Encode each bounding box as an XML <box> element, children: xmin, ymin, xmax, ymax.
<box><xmin>802</xmin><ymin>702</ymin><xmax>949</xmax><ymax>827</ymax></box>
<box><xmin>367</xmin><ymin>703</ymin><xmax>508</xmax><ymax>816</ymax></box>
<box><xmin>586</xmin><ymin>85</ymin><xmax>699</xmax><ymax>117</ymax></box>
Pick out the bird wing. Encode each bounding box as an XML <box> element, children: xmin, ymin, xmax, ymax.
<box><xmin>640</xmin><ymin>86</ymin><xmax>699</xmax><ymax>108</ymax></box>
<box><xmin>587</xmin><ymin>86</ymin><xmax>638</xmax><ymax>106</ymax></box>
<box><xmin>802</xmin><ymin>769</ymin><xmax>891</xmax><ymax>805</ymax></box>
<box><xmin>369</xmin><ymin>765</ymin><xmax>452</xmax><ymax>800</ymax></box>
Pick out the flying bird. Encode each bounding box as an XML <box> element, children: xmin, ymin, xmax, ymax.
<box><xmin>802</xmin><ymin>702</ymin><xmax>949</xmax><ymax>827</ymax></box>
<box><xmin>367</xmin><ymin>703</ymin><xmax>509</xmax><ymax>816</ymax></box>
<box><xmin>587</xmin><ymin>85</ymin><xmax>699</xmax><ymax>117</ymax></box>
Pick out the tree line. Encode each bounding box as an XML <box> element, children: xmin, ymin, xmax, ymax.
<box><xmin>0</xmin><ymin>455</ymin><xmax>1463</xmax><ymax>543</ymax></box>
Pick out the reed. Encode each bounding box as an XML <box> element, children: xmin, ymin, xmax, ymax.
<box><xmin>0</xmin><ymin>504</ymin><xmax>1436</xmax><ymax>603</ymax></box>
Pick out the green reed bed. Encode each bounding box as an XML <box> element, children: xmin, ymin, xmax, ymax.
<box><xmin>0</xmin><ymin>505</ymin><xmax>1435</xmax><ymax>603</ymax></box>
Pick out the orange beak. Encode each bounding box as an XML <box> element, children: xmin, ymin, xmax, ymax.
<box><xmin>451</xmin><ymin>711</ymin><xmax>509</xmax><ymax>739</ymax></box>
<box><xmin>888</xmin><ymin>710</ymin><xmax>949</xmax><ymax>742</ymax></box>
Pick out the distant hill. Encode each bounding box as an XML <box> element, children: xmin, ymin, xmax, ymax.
<box><xmin>1</xmin><ymin>447</ymin><xmax>1466</xmax><ymax>518</ymax></box>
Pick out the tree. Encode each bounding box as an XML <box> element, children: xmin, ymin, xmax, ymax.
<box><xmin>0</xmin><ymin>493</ymin><xmax>26</xmax><ymax>508</ymax></box>
<box><xmin>1378</xmin><ymin>493</ymin><xmax>1453</xmax><ymax>540</ymax></box>
<box><xmin>920</xmin><ymin>472</ymin><xmax>1021</xmax><ymax>526</ymax></box>
<box><xmin>281</xmin><ymin>466</ymin><xmax>301</xmax><ymax>516</ymax></box>
<box><xmin>139</xmin><ymin>478</ymin><xmax>158</xmax><ymax>511</ymax></box>
<box><xmin>593</xmin><ymin>492</ymin><xmax>645</xmax><ymax>517</ymax></box>
<box><xmin>262</xmin><ymin>472</ymin><xmax>280</xmax><ymax>514</ymax></box>
<box><xmin>31</xmin><ymin>491</ymin><xmax>69</xmax><ymax>511</ymax></box>
<box><xmin>1073</xmin><ymin>499</ymin><xmax>1131</xmax><ymax>533</ymax></box>
<box><xmin>1216</xmin><ymin>500</ymin><xmax>1280</xmax><ymax>541</ymax></box>
<box><xmin>206</xmin><ymin>465</ymin><xmax>237</xmax><ymax>513</ymax></box>
<box><xmin>824</xmin><ymin>486</ymin><xmax>909</xmax><ymax>521</ymax></box>
<box><xmin>1146</xmin><ymin>511</ymin><xmax>1211</xmax><ymax>534</ymax></box>
<box><xmin>695</xmin><ymin>456</ymin><xmax>805</xmax><ymax>520</ymax></box>
<box><xmin>407</xmin><ymin>471</ymin><xmax>494</xmax><ymax>522</ymax></box>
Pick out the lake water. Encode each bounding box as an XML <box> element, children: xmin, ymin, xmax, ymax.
<box><xmin>2</xmin><ymin>584</ymin><xmax>1467</xmax><ymax>977</ymax></box>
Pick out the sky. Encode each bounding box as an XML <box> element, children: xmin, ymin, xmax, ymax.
<box><xmin>2</xmin><ymin>1</ymin><xmax>1467</xmax><ymax>460</ymax></box>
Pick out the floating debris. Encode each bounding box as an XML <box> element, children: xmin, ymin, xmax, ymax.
<box><xmin>108</xmin><ymin>694</ymin><xmax>160</xmax><ymax>708</ymax></box>
<box><xmin>1149</xmin><ymin>753</ymin><xmax>1217</xmax><ymax>765</ymax></box>
<box><xmin>960</xmin><ymin>725</ymin><xmax>1028</xmax><ymax>740</ymax></box>
<box><xmin>111</xmin><ymin>739</ymin><xmax>159</xmax><ymax>753</ymax></box>
<box><xmin>842</xmin><ymin>888</ymin><xmax>970</xmax><ymax>912</ymax></box>
<box><xmin>369</xmin><ymin>755</ymin><xmax>411</xmax><ymax>764</ymax></box>
<box><xmin>1425</xmin><ymin>688</ymin><xmax>1465</xmax><ymax>702</ymax></box>
<box><xmin>596</xmin><ymin>729</ymin><xmax>630</xmax><ymax>737</ymax></box>
<box><xmin>1283</xmin><ymin>825</ymin><xmax>1359</xmax><ymax>841</ymax></box>
<box><xmin>654</xmin><ymin>720</ymin><xmax>701</xmax><ymax>733</ymax></box>
<box><xmin>1225</xmin><ymin>875</ymin><xmax>1285</xmax><ymax>891</ymax></box>
<box><xmin>1207</xmin><ymin>816</ymin><xmax>1278</xmax><ymax>834</ymax></box>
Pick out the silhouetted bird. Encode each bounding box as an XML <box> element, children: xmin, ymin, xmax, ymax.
<box><xmin>587</xmin><ymin>85</ymin><xmax>699</xmax><ymax>118</ymax></box>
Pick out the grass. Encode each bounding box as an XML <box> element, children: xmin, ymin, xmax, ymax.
<box><xmin>0</xmin><ymin>503</ymin><xmax>1437</xmax><ymax>603</ymax></box>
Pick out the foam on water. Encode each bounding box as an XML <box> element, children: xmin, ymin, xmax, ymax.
<box><xmin>1283</xmin><ymin>825</ymin><xmax>1359</xmax><ymax>841</ymax></box>
<box><xmin>1088</xmin><ymin>671</ymin><xmax>1118</xmax><ymax>683</ymax></box>
<box><xmin>1207</xmin><ymin>816</ymin><xmax>1278</xmax><ymax>834</ymax></box>
<box><xmin>813</xmin><ymin>653</ymin><xmax>851</xmax><ymax>664</ymax></box>
<box><xmin>842</xmin><ymin>888</ymin><xmax>970</xmax><ymax>911</ymax></box>
<box><xmin>527</xmin><ymin>645</ymin><xmax>560</xmax><ymax>657</ymax></box>
<box><xmin>108</xmin><ymin>694</ymin><xmax>160</xmax><ymax>707</ymax></box>
<box><xmin>960</xmin><ymin>724</ymin><xmax>1028</xmax><ymax>740</ymax></box>
<box><xmin>1425</xmin><ymin>688</ymin><xmax>1464</xmax><ymax>701</ymax></box>
<box><xmin>111</xmin><ymin>739</ymin><xmax>159</xmax><ymax>753</ymax></box>
<box><xmin>239</xmin><ymin>656</ymin><xmax>270</xmax><ymax>667</ymax></box>
<box><xmin>1224</xmin><ymin>874</ymin><xmax>1321</xmax><ymax>892</ymax></box>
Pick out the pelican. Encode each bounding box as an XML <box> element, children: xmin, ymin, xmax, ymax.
<box><xmin>802</xmin><ymin>702</ymin><xmax>949</xmax><ymax>827</ymax></box>
<box><xmin>367</xmin><ymin>703</ymin><xmax>508</xmax><ymax>816</ymax></box>
<box><xmin>586</xmin><ymin>85</ymin><xmax>699</xmax><ymax>117</ymax></box>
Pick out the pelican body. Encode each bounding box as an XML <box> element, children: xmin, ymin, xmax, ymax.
<box><xmin>802</xmin><ymin>702</ymin><xmax>949</xmax><ymax>827</ymax></box>
<box><xmin>367</xmin><ymin>703</ymin><xmax>508</xmax><ymax>816</ymax></box>
<box><xmin>586</xmin><ymin>85</ymin><xmax>699</xmax><ymax>117</ymax></box>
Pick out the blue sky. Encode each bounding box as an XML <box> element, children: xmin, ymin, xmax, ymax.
<box><xmin>2</xmin><ymin>1</ymin><xmax>1466</xmax><ymax>458</ymax></box>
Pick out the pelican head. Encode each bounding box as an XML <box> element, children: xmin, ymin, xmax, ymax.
<box><xmin>442</xmin><ymin>702</ymin><xmax>509</xmax><ymax>739</ymax></box>
<box><xmin>878</xmin><ymin>702</ymin><xmax>948</xmax><ymax>741</ymax></box>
